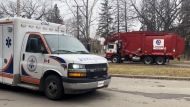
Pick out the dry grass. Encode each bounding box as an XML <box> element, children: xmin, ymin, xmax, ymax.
<box><xmin>169</xmin><ymin>57</ymin><xmax>190</xmax><ymax>64</ymax></box>
<box><xmin>108</xmin><ymin>63</ymin><xmax>190</xmax><ymax>77</ymax></box>
<box><xmin>93</xmin><ymin>53</ymin><xmax>190</xmax><ymax>77</ymax></box>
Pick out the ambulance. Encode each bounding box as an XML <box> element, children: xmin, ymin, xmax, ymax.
<box><xmin>0</xmin><ymin>17</ymin><xmax>111</xmax><ymax>100</ymax></box>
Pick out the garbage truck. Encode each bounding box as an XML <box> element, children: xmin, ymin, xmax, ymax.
<box><xmin>104</xmin><ymin>31</ymin><xmax>185</xmax><ymax>65</ymax></box>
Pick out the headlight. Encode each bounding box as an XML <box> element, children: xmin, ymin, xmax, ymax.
<box><xmin>68</xmin><ymin>63</ymin><xmax>86</xmax><ymax>78</ymax></box>
<box><xmin>68</xmin><ymin>63</ymin><xmax>85</xmax><ymax>69</ymax></box>
<box><xmin>73</xmin><ymin>64</ymin><xmax>85</xmax><ymax>69</ymax></box>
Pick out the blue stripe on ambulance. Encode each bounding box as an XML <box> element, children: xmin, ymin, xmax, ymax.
<box><xmin>49</xmin><ymin>56</ymin><xmax>66</xmax><ymax>63</ymax></box>
<box><xmin>3</xmin><ymin>56</ymin><xmax>13</xmax><ymax>74</ymax></box>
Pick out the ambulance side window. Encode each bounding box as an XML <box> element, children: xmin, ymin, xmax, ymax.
<box><xmin>26</xmin><ymin>34</ymin><xmax>47</xmax><ymax>53</ymax></box>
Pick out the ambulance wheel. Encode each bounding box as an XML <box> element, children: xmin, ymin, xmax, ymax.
<box><xmin>111</xmin><ymin>56</ymin><xmax>119</xmax><ymax>63</ymax></box>
<box><xmin>155</xmin><ymin>57</ymin><xmax>165</xmax><ymax>65</ymax></box>
<box><xmin>44</xmin><ymin>75</ymin><xmax>64</xmax><ymax>100</ymax></box>
<box><xmin>143</xmin><ymin>56</ymin><xmax>153</xmax><ymax>64</ymax></box>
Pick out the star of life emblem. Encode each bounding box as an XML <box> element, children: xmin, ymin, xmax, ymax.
<box><xmin>27</xmin><ymin>56</ymin><xmax>37</xmax><ymax>72</ymax></box>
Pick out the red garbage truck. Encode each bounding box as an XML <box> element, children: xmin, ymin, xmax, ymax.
<box><xmin>104</xmin><ymin>31</ymin><xmax>185</xmax><ymax>65</ymax></box>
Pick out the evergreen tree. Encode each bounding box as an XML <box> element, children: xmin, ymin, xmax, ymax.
<box><xmin>45</xmin><ymin>4</ymin><xmax>63</xmax><ymax>24</ymax></box>
<box><xmin>96</xmin><ymin>0</ymin><xmax>114</xmax><ymax>39</ymax></box>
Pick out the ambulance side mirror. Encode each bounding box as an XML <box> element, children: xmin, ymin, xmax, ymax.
<box><xmin>30</xmin><ymin>38</ymin><xmax>39</xmax><ymax>52</ymax></box>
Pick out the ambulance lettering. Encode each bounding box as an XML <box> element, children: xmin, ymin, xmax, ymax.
<box><xmin>78</xmin><ymin>57</ymin><xmax>106</xmax><ymax>61</ymax></box>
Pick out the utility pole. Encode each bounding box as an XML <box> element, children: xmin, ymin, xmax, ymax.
<box><xmin>117</xmin><ymin>0</ymin><xmax>119</xmax><ymax>32</ymax></box>
<box><xmin>106</xmin><ymin>0</ymin><xmax>109</xmax><ymax>37</ymax></box>
<box><xmin>73</xmin><ymin>5</ymin><xmax>82</xmax><ymax>39</ymax></box>
<box><xmin>86</xmin><ymin>0</ymin><xmax>89</xmax><ymax>39</ymax></box>
<box><xmin>76</xmin><ymin>5</ymin><xmax>79</xmax><ymax>39</ymax></box>
<box><xmin>124</xmin><ymin>0</ymin><xmax>127</xmax><ymax>32</ymax></box>
<box><xmin>86</xmin><ymin>0</ymin><xmax>90</xmax><ymax>52</ymax></box>
<box><xmin>17</xmin><ymin>0</ymin><xmax>21</xmax><ymax>17</ymax></box>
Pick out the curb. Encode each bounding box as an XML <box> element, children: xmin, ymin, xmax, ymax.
<box><xmin>111</xmin><ymin>74</ymin><xmax>190</xmax><ymax>81</ymax></box>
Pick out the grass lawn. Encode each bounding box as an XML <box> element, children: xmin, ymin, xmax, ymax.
<box><xmin>169</xmin><ymin>57</ymin><xmax>190</xmax><ymax>64</ymax></box>
<box><xmin>108</xmin><ymin>59</ymin><xmax>190</xmax><ymax>77</ymax></box>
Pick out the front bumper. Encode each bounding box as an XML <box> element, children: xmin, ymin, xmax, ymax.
<box><xmin>62</xmin><ymin>75</ymin><xmax>111</xmax><ymax>90</ymax></box>
<box><xmin>105</xmin><ymin>57</ymin><xmax>111</xmax><ymax>60</ymax></box>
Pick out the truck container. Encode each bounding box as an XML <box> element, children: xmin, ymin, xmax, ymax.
<box><xmin>104</xmin><ymin>31</ymin><xmax>185</xmax><ymax>65</ymax></box>
<box><xmin>0</xmin><ymin>17</ymin><xmax>111</xmax><ymax>100</ymax></box>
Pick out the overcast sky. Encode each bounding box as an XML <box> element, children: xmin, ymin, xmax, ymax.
<box><xmin>54</xmin><ymin>0</ymin><xmax>141</xmax><ymax>38</ymax></box>
<box><xmin>12</xmin><ymin>0</ymin><xmax>140</xmax><ymax>39</ymax></box>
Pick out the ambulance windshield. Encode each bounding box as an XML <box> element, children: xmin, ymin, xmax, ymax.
<box><xmin>43</xmin><ymin>34</ymin><xmax>89</xmax><ymax>54</ymax></box>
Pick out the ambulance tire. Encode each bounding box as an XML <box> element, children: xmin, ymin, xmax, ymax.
<box><xmin>44</xmin><ymin>75</ymin><xmax>64</xmax><ymax>100</ymax></box>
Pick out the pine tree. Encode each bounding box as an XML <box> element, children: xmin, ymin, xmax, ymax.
<box><xmin>45</xmin><ymin>4</ymin><xmax>63</xmax><ymax>24</ymax></box>
<box><xmin>96</xmin><ymin>0</ymin><xmax>114</xmax><ymax>39</ymax></box>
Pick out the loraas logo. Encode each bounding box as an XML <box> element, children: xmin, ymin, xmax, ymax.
<box><xmin>156</xmin><ymin>40</ymin><xmax>161</xmax><ymax>45</ymax></box>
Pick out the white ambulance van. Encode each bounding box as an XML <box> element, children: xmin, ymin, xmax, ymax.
<box><xmin>0</xmin><ymin>17</ymin><xmax>111</xmax><ymax>100</ymax></box>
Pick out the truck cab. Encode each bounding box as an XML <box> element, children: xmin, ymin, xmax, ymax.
<box><xmin>0</xmin><ymin>17</ymin><xmax>111</xmax><ymax>100</ymax></box>
<box><xmin>105</xmin><ymin>40</ymin><xmax>123</xmax><ymax>63</ymax></box>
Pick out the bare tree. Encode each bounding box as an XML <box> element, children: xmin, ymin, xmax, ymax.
<box><xmin>176</xmin><ymin>0</ymin><xmax>190</xmax><ymax>38</ymax></box>
<box><xmin>119</xmin><ymin>0</ymin><xmax>135</xmax><ymax>32</ymax></box>
<box><xmin>111</xmin><ymin>0</ymin><xmax>121</xmax><ymax>32</ymax></box>
<box><xmin>61</xmin><ymin>0</ymin><xmax>99</xmax><ymax>46</ymax></box>
<box><xmin>112</xmin><ymin>0</ymin><xmax>135</xmax><ymax>32</ymax></box>
<box><xmin>0</xmin><ymin>10</ymin><xmax>3</xmax><ymax>18</ymax></box>
<box><xmin>0</xmin><ymin>0</ymin><xmax>17</xmax><ymax>17</ymax></box>
<box><xmin>174</xmin><ymin>0</ymin><xmax>190</xmax><ymax>59</ymax></box>
<box><xmin>131</xmin><ymin>0</ymin><xmax>181</xmax><ymax>32</ymax></box>
<box><xmin>20</xmin><ymin>0</ymin><xmax>51</xmax><ymax>20</ymax></box>
<box><xmin>64</xmin><ymin>17</ymin><xmax>77</xmax><ymax>36</ymax></box>
<box><xmin>0</xmin><ymin>0</ymin><xmax>51</xmax><ymax>20</ymax></box>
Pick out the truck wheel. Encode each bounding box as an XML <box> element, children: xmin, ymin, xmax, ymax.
<box><xmin>111</xmin><ymin>56</ymin><xmax>119</xmax><ymax>63</ymax></box>
<box><xmin>44</xmin><ymin>75</ymin><xmax>64</xmax><ymax>100</ymax></box>
<box><xmin>155</xmin><ymin>57</ymin><xmax>165</xmax><ymax>65</ymax></box>
<box><xmin>143</xmin><ymin>57</ymin><xmax>153</xmax><ymax>64</ymax></box>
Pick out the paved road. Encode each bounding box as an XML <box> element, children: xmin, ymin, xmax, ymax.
<box><xmin>0</xmin><ymin>77</ymin><xmax>190</xmax><ymax>107</ymax></box>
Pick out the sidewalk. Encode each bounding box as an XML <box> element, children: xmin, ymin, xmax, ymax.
<box><xmin>111</xmin><ymin>74</ymin><xmax>190</xmax><ymax>81</ymax></box>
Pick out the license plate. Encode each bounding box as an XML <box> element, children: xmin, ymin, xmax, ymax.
<box><xmin>97</xmin><ymin>81</ymin><xmax>104</xmax><ymax>87</ymax></box>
